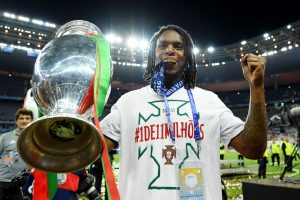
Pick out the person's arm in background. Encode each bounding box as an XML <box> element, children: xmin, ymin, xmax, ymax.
<box><xmin>104</xmin><ymin>136</ymin><xmax>118</xmax><ymax>152</ymax></box>
<box><xmin>229</xmin><ymin>53</ymin><xmax>268</xmax><ymax>159</ymax></box>
<box><xmin>0</xmin><ymin>135</ymin><xmax>4</xmax><ymax>156</ymax></box>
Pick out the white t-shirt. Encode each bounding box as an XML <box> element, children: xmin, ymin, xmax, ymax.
<box><xmin>101</xmin><ymin>85</ymin><xmax>245</xmax><ymax>200</ymax></box>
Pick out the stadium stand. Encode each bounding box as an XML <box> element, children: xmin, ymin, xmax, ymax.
<box><xmin>0</xmin><ymin>11</ymin><xmax>300</xmax><ymax>135</ymax></box>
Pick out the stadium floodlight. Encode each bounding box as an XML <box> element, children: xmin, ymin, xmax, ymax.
<box><xmin>263</xmin><ymin>33</ymin><xmax>271</xmax><ymax>40</ymax></box>
<box><xmin>32</xmin><ymin>19</ymin><xmax>44</xmax><ymax>26</ymax></box>
<box><xmin>241</xmin><ymin>40</ymin><xmax>247</xmax><ymax>45</ymax></box>
<box><xmin>193</xmin><ymin>47</ymin><xmax>199</xmax><ymax>54</ymax></box>
<box><xmin>207</xmin><ymin>47</ymin><xmax>214</xmax><ymax>53</ymax></box>
<box><xmin>287</xmin><ymin>24</ymin><xmax>291</xmax><ymax>29</ymax></box>
<box><xmin>105</xmin><ymin>34</ymin><xmax>122</xmax><ymax>44</ymax></box>
<box><xmin>44</xmin><ymin>22</ymin><xmax>56</xmax><ymax>28</ymax></box>
<box><xmin>281</xmin><ymin>47</ymin><xmax>287</xmax><ymax>52</ymax></box>
<box><xmin>115</xmin><ymin>36</ymin><xmax>122</xmax><ymax>43</ymax></box>
<box><xmin>139</xmin><ymin>39</ymin><xmax>149</xmax><ymax>50</ymax></box>
<box><xmin>105</xmin><ymin>34</ymin><xmax>115</xmax><ymax>43</ymax></box>
<box><xmin>263</xmin><ymin>33</ymin><xmax>269</xmax><ymax>38</ymax></box>
<box><xmin>3</xmin><ymin>12</ymin><xmax>16</xmax><ymax>19</ymax></box>
<box><xmin>18</xmin><ymin>16</ymin><xmax>30</xmax><ymax>22</ymax></box>
<box><xmin>127</xmin><ymin>36</ymin><xmax>138</xmax><ymax>49</ymax></box>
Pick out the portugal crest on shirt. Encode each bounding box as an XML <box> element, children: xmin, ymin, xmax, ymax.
<box><xmin>162</xmin><ymin>145</ymin><xmax>176</xmax><ymax>165</ymax></box>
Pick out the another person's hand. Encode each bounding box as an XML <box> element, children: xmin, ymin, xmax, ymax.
<box><xmin>241</xmin><ymin>53</ymin><xmax>266</xmax><ymax>89</ymax></box>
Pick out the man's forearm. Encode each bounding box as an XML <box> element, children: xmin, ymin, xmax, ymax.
<box><xmin>231</xmin><ymin>53</ymin><xmax>268</xmax><ymax>159</ymax></box>
<box><xmin>242</xmin><ymin>87</ymin><xmax>268</xmax><ymax>158</ymax></box>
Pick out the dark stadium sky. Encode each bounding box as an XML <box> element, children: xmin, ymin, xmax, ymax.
<box><xmin>1</xmin><ymin>0</ymin><xmax>299</xmax><ymax>47</ymax></box>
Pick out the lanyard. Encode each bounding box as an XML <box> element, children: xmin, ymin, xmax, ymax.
<box><xmin>186</xmin><ymin>89</ymin><xmax>203</xmax><ymax>141</ymax></box>
<box><xmin>151</xmin><ymin>61</ymin><xmax>203</xmax><ymax>142</ymax></box>
<box><xmin>162</xmin><ymin>88</ymin><xmax>203</xmax><ymax>142</ymax></box>
<box><xmin>163</xmin><ymin>94</ymin><xmax>175</xmax><ymax>141</ymax></box>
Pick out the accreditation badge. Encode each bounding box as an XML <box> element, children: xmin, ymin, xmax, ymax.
<box><xmin>176</xmin><ymin>145</ymin><xmax>204</xmax><ymax>200</ymax></box>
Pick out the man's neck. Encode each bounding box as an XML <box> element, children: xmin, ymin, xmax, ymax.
<box><xmin>165</xmin><ymin>77</ymin><xmax>183</xmax><ymax>89</ymax></box>
<box><xmin>15</xmin><ymin>128</ymin><xmax>22</xmax><ymax>134</ymax></box>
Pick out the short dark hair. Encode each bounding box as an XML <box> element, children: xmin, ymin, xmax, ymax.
<box><xmin>15</xmin><ymin>108</ymin><xmax>33</xmax><ymax>121</ymax></box>
<box><xmin>144</xmin><ymin>25</ymin><xmax>197</xmax><ymax>88</ymax></box>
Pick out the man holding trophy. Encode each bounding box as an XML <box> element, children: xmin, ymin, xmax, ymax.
<box><xmin>20</xmin><ymin>21</ymin><xmax>268</xmax><ymax>200</ymax></box>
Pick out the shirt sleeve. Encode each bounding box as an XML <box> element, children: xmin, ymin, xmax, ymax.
<box><xmin>100</xmin><ymin>102</ymin><xmax>121</xmax><ymax>144</ymax></box>
<box><xmin>216</xmin><ymin>97</ymin><xmax>245</xmax><ymax>147</ymax></box>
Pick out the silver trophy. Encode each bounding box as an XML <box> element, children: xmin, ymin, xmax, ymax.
<box><xmin>18</xmin><ymin>20</ymin><xmax>112</xmax><ymax>172</ymax></box>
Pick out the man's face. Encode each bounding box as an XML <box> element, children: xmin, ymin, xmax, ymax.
<box><xmin>16</xmin><ymin>114</ymin><xmax>32</xmax><ymax>131</ymax></box>
<box><xmin>155</xmin><ymin>30</ymin><xmax>185</xmax><ymax>81</ymax></box>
